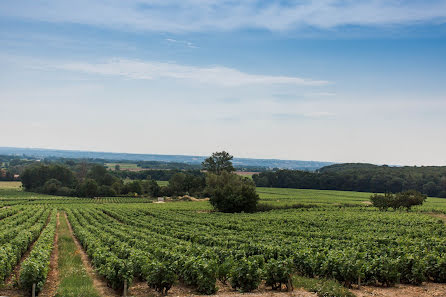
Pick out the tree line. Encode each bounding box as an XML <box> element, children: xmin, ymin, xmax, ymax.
<box><xmin>253</xmin><ymin>163</ymin><xmax>446</xmax><ymax>197</ymax></box>
<box><xmin>20</xmin><ymin>151</ymin><xmax>260</xmax><ymax>213</ymax></box>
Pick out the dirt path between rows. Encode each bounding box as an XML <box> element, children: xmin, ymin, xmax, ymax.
<box><xmin>426</xmin><ymin>212</ymin><xmax>446</xmax><ymax>223</ymax></box>
<box><xmin>130</xmin><ymin>280</ymin><xmax>317</xmax><ymax>297</ymax></box>
<box><xmin>351</xmin><ymin>282</ymin><xmax>446</xmax><ymax>297</ymax></box>
<box><xmin>39</xmin><ymin>212</ymin><xmax>60</xmax><ymax>297</ymax></box>
<box><xmin>63</xmin><ymin>212</ymin><xmax>119</xmax><ymax>297</ymax></box>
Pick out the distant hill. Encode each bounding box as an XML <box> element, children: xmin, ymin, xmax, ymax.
<box><xmin>0</xmin><ymin>147</ymin><xmax>333</xmax><ymax>171</ymax></box>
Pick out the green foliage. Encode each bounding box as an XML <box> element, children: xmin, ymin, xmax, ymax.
<box><xmin>180</xmin><ymin>256</ymin><xmax>218</xmax><ymax>294</ymax></box>
<box><xmin>217</xmin><ymin>257</ymin><xmax>234</xmax><ymax>284</ymax></box>
<box><xmin>0</xmin><ymin>208</ymin><xmax>50</xmax><ymax>282</ymax></box>
<box><xmin>229</xmin><ymin>257</ymin><xmax>263</xmax><ymax>292</ymax></box>
<box><xmin>370</xmin><ymin>190</ymin><xmax>427</xmax><ymax>211</ymax></box>
<box><xmin>19</xmin><ymin>211</ymin><xmax>57</xmax><ymax>294</ymax></box>
<box><xmin>265</xmin><ymin>258</ymin><xmax>294</xmax><ymax>290</ymax></box>
<box><xmin>144</xmin><ymin>260</ymin><xmax>177</xmax><ymax>295</ymax></box>
<box><xmin>22</xmin><ymin>163</ymin><xmax>74</xmax><ymax>190</ymax></box>
<box><xmin>254</xmin><ymin>164</ymin><xmax>446</xmax><ymax>198</ymax></box>
<box><xmin>293</xmin><ymin>276</ymin><xmax>355</xmax><ymax>297</ymax></box>
<box><xmin>77</xmin><ymin>178</ymin><xmax>99</xmax><ymax>197</ymax></box>
<box><xmin>206</xmin><ymin>171</ymin><xmax>259</xmax><ymax>213</ymax></box>
<box><xmin>166</xmin><ymin>172</ymin><xmax>206</xmax><ymax>197</ymax></box>
<box><xmin>202</xmin><ymin>151</ymin><xmax>235</xmax><ymax>175</ymax></box>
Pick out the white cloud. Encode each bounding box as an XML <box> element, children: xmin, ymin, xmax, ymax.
<box><xmin>165</xmin><ymin>38</ymin><xmax>198</xmax><ymax>48</ymax></box>
<box><xmin>1</xmin><ymin>1</ymin><xmax>446</xmax><ymax>33</ymax></box>
<box><xmin>57</xmin><ymin>58</ymin><xmax>330</xmax><ymax>86</ymax></box>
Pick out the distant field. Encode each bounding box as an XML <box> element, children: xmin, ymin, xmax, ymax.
<box><xmin>0</xmin><ymin>181</ymin><xmax>22</xmax><ymax>189</ymax></box>
<box><xmin>156</xmin><ymin>180</ymin><xmax>169</xmax><ymax>186</ymax></box>
<box><xmin>105</xmin><ymin>162</ymin><xmax>140</xmax><ymax>170</ymax></box>
<box><xmin>257</xmin><ymin>187</ymin><xmax>446</xmax><ymax>212</ymax></box>
<box><xmin>234</xmin><ymin>171</ymin><xmax>257</xmax><ymax>179</ymax></box>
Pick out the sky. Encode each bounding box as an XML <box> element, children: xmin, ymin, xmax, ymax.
<box><xmin>1</xmin><ymin>0</ymin><xmax>446</xmax><ymax>166</ymax></box>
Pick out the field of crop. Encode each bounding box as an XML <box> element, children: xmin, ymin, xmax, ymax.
<box><xmin>1</xmin><ymin>181</ymin><xmax>446</xmax><ymax>297</ymax></box>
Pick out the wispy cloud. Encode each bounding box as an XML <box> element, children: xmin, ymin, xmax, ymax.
<box><xmin>165</xmin><ymin>38</ymin><xmax>198</xmax><ymax>48</ymax></box>
<box><xmin>1</xmin><ymin>1</ymin><xmax>446</xmax><ymax>33</ymax></box>
<box><xmin>57</xmin><ymin>58</ymin><xmax>330</xmax><ymax>86</ymax></box>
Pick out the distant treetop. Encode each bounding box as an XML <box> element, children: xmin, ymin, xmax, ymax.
<box><xmin>202</xmin><ymin>151</ymin><xmax>235</xmax><ymax>175</ymax></box>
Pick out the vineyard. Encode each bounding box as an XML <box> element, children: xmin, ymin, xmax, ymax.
<box><xmin>1</xmin><ymin>182</ymin><xmax>446</xmax><ymax>296</ymax></box>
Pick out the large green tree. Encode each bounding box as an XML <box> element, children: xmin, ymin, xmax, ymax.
<box><xmin>206</xmin><ymin>171</ymin><xmax>259</xmax><ymax>213</ymax></box>
<box><xmin>202</xmin><ymin>151</ymin><xmax>235</xmax><ymax>175</ymax></box>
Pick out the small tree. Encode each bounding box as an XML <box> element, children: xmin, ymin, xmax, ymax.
<box><xmin>395</xmin><ymin>190</ymin><xmax>427</xmax><ymax>211</ymax></box>
<box><xmin>370</xmin><ymin>193</ymin><xmax>394</xmax><ymax>211</ymax></box>
<box><xmin>370</xmin><ymin>190</ymin><xmax>427</xmax><ymax>211</ymax></box>
<box><xmin>115</xmin><ymin>164</ymin><xmax>121</xmax><ymax>171</ymax></box>
<box><xmin>206</xmin><ymin>171</ymin><xmax>259</xmax><ymax>213</ymax></box>
<box><xmin>202</xmin><ymin>151</ymin><xmax>235</xmax><ymax>175</ymax></box>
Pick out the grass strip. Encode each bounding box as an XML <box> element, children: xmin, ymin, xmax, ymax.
<box><xmin>55</xmin><ymin>211</ymin><xmax>101</xmax><ymax>297</ymax></box>
<box><xmin>293</xmin><ymin>275</ymin><xmax>355</xmax><ymax>297</ymax></box>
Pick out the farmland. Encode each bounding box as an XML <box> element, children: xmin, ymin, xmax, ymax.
<box><xmin>0</xmin><ymin>181</ymin><xmax>446</xmax><ymax>297</ymax></box>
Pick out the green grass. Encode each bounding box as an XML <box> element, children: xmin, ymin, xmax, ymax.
<box><xmin>0</xmin><ymin>181</ymin><xmax>22</xmax><ymax>189</ymax></box>
<box><xmin>293</xmin><ymin>275</ymin><xmax>355</xmax><ymax>297</ymax></box>
<box><xmin>156</xmin><ymin>180</ymin><xmax>169</xmax><ymax>187</ymax></box>
<box><xmin>55</xmin><ymin>212</ymin><xmax>101</xmax><ymax>297</ymax></box>
<box><xmin>257</xmin><ymin>187</ymin><xmax>446</xmax><ymax>213</ymax></box>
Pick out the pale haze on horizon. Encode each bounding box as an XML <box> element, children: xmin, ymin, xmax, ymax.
<box><xmin>1</xmin><ymin>1</ymin><xmax>445</xmax><ymax>166</ymax></box>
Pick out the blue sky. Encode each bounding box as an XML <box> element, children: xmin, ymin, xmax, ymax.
<box><xmin>1</xmin><ymin>1</ymin><xmax>446</xmax><ymax>165</ymax></box>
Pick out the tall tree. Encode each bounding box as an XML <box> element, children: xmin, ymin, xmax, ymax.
<box><xmin>202</xmin><ymin>151</ymin><xmax>235</xmax><ymax>175</ymax></box>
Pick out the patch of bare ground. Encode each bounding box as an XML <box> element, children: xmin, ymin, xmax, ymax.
<box><xmin>39</xmin><ymin>212</ymin><xmax>60</xmax><ymax>297</ymax></box>
<box><xmin>361</xmin><ymin>201</ymin><xmax>372</xmax><ymax>205</ymax></box>
<box><xmin>426</xmin><ymin>212</ymin><xmax>446</xmax><ymax>223</ymax></box>
<box><xmin>129</xmin><ymin>281</ymin><xmax>316</xmax><ymax>297</ymax></box>
<box><xmin>351</xmin><ymin>282</ymin><xmax>446</xmax><ymax>297</ymax></box>
<box><xmin>63</xmin><ymin>212</ymin><xmax>119</xmax><ymax>297</ymax></box>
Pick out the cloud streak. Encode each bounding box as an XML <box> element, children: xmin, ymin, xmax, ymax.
<box><xmin>1</xmin><ymin>1</ymin><xmax>446</xmax><ymax>33</ymax></box>
<box><xmin>57</xmin><ymin>58</ymin><xmax>330</xmax><ymax>86</ymax></box>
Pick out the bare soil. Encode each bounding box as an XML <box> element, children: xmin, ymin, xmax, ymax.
<box><xmin>426</xmin><ymin>212</ymin><xmax>446</xmax><ymax>223</ymax></box>
<box><xmin>129</xmin><ymin>280</ymin><xmax>316</xmax><ymax>297</ymax></box>
<box><xmin>63</xmin><ymin>212</ymin><xmax>120</xmax><ymax>297</ymax></box>
<box><xmin>351</xmin><ymin>282</ymin><xmax>446</xmax><ymax>297</ymax></box>
<box><xmin>39</xmin><ymin>212</ymin><xmax>60</xmax><ymax>297</ymax></box>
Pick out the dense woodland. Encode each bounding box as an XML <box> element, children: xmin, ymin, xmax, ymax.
<box><xmin>253</xmin><ymin>163</ymin><xmax>446</xmax><ymax>197</ymax></box>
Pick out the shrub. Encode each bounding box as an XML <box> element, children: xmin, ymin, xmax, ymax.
<box><xmin>217</xmin><ymin>257</ymin><xmax>234</xmax><ymax>284</ymax></box>
<box><xmin>144</xmin><ymin>260</ymin><xmax>177</xmax><ymax>295</ymax></box>
<box><xmin>229</xmin><ymin>257</ymin><xmax>263</xmax><ymax>292</ymax></box>
<box><xmin>265</xmin><ymin>258</ymin><xmax>294</xmax><ymax>291</ymax></box>
<box><xmin>370</xmin><ymin>190</ymin><xmax>427</xmax><ymax>211</ymax></box>
<box><xmin>206</xmin><ymin>172</ymin><xmax>259</xmax><ymax>213</ymax></box>
<box><xmin>180</xmin><ymin>256</ymin><xmax>218</xmax><ymax>294</ymax></box>
<box><xmin>97</xmin><ymin>255</ymin><xmax>133</xmax><ymax>290</ymax></box>
<box><xmin>370</xmin><ymin>193</ymin><xmax>394</xmax><ymax>211</ymax></box>
<box><xmin>424</xmin><ymin>254</ymin><xmax>446</xmax><ymax>283</ymax></box>
<box><xmin>398</xmin><ymin>254</ymin><xmax>426</xmax><ymax>285</ymax></box>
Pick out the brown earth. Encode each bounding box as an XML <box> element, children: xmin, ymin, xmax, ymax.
<box><xmin>426</xmin><ymin>212</ymin><xmax>446</xmax><ymax>223</ymax></box>
<box><xmin>129</xmin><ymin>280</ymin><xmax>317</xmax><ymax>297</ymax></box>
<box><xmin>63</xmin><ymin>212</ymin><xmax>120</xmax><ymax>297</ymax></box>
<box><xmin>351</xmin><ymin>282</ymin><xmax>446</xmax><ymax>297</ymax></box>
